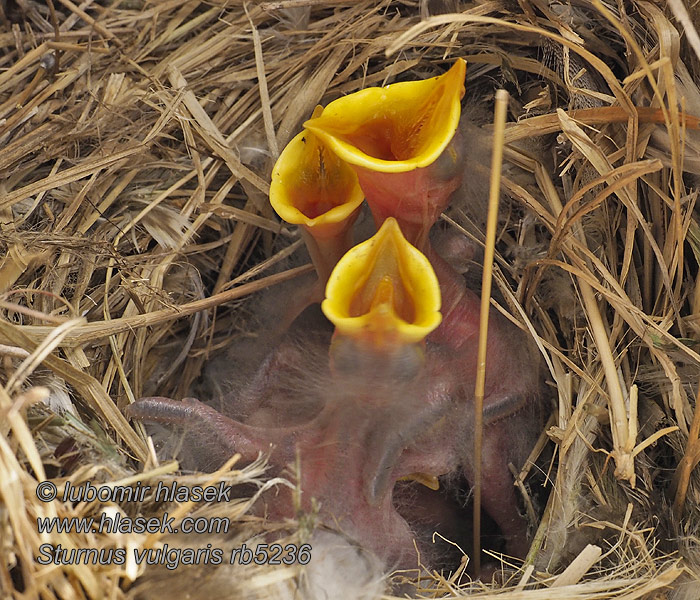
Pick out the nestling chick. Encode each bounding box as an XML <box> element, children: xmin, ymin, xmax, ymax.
<box><xmin>128</xmin><ymin>60</ymin><xmax>546</xmax><ymax>577</ymax></box>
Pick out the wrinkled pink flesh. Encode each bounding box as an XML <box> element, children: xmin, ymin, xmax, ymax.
<box><xmin>128</xmin><ymin>137</ymin><xmax>543</xmax><ymax>572</ymax></box>
<box><xmin>128</xmin><ymin>295</ymin><xmax>541</xmax><ymax>570</ymax></box>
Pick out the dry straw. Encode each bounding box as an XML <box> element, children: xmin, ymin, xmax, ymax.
<box><xmin>1</xmin><ymin>0</ymin><xmax>700</xmax><ymax>598</ymax></box>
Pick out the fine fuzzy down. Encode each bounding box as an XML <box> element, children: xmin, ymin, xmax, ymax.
<box><xmin>2</xmin><ymin>1</ymin><xmax>700</xmax><ymax>599</ymax></box>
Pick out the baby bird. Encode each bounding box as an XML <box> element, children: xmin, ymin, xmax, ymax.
<box><xmin>128</xmin><ymin>60</ymin><xmax>545</xmax><ymax>574</ymax></box>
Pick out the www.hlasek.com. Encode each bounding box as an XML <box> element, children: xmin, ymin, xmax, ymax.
<box><xmin>35</xmin><ymin>480</ymin><xmax>311</xmax><ymax>569</ymax></box>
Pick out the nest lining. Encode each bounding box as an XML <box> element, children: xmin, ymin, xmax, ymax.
<box><xmin>1</xmin><ymin>0</ymin><xmax>700</xmax><ymax>598</ymax></box>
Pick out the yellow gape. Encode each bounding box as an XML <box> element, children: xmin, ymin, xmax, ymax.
<box><xmin>270</xmin><ymin>107</ymin><xmax>364</xmax><ymax>282</ymax></box>
<box><xmin>322</xmin><ymin>217</ymin><xmax>441</xmax><ymax>348</ymax></box>
<box><xmin>303</xmin><ymin>59</ymin><xmax>465</xmax><ymax>173</ymax></box>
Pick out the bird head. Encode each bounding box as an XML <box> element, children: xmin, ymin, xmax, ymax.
<box><xmin>270</xmin><ymin>107</ymin><xmax>364</xmax><ymax>282</ymax></box>
<box><xmin>321</xmin><ymin>217</ymin><xmax>441</xmax><ymax>375</ymax></box>
<box><xmin>304</xmin><ymin>59</ymin><xmax>467</xmax><ymax>249</ymax></box>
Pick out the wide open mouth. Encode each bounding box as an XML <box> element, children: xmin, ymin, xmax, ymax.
<box><xmin>322</xmin><ymin>216</ymin><xmax>442</xmax><ymax>348</ymax></box>
<box><xmin>303</xmin><ymin>59</ymin><xmax>466</xmax><ymax>173</ymax></box>
<box><xmin>270</xmin><ymin>127</ymin><xmax>364</xmax><ymax>227</ymax></box>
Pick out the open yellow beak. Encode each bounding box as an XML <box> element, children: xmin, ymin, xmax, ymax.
<box><xmin>270</xmin><ymin>115</ymin><xmax>365</xmax><ymax>281</ymax></box>
<box><xmin>270</xmin><ymin>127</ymin><xmax>364</xmax><ymax>234</ymax></box>
<box><xmin>322</xmin><ymin>217</ymin><xmax>442</xmax><ymax>347</ymax></box>
<box><xmin>304</xmin><ymin>59</ymin><xmax>466</xmax><ymax>173</ymax></box>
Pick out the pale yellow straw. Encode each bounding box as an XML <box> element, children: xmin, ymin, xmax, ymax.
<box><xmin>473</xmin><ymin>88</ymin><xmax>509</xmax><ymax>575</ymax></box>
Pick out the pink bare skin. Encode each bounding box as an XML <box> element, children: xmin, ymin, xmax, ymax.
<box><xmin>127</xmin><ymin>279</ymin><xmax>544</xmax><ymax>572</ymax></box>
<box><xmin>127</xmin><ymin>116</ymin><xmax>545</xmax><ymax>574</ymax></box>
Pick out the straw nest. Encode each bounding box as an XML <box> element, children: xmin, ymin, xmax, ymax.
<box><xmin>2</xmin><ymin>0</ymin><xmax>700</xmax><ymax>598</ymax></box>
